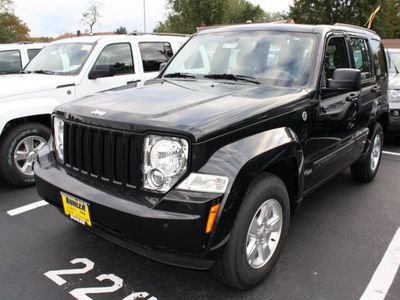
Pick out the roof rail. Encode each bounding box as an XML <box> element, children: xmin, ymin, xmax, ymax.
<box><xmin>131</xmin><ymin>32</ymin><xmax>191</xmax><ymax>37</ymax></box>
<box><xmin>196</xmin><ymin>19</ymin><xmax>295</xmax><ymax>32</ymax></box>
<box><xmin>333</xmin><ymin>23</ymin><xmax>377</xmax><ymax>34</ymax></box>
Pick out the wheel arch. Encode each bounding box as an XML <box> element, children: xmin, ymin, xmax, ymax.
<box><xmin>0</xmin><ymin>97</ymin><xmax>61</xmax><ymax>136</ymax></box>
<box><xmin>1</xmin><ymin>114</ymin><xmax>51</xmax><ymax>136</ymax></box>
<box><xmin>199</xmin><ymin>127</ymin><xmax>304</xmax><ymax>258</ymax></box>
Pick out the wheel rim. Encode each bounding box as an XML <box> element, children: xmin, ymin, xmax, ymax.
<box><xmin>246</xmin><ymin>199</ymin><xmax>283</xmax><ymax>269</ymax></box>
<box><xmin>13</xmin><ymin>135</ymin><xmax>47</xmax><ymax>176</ymax></box>
<box><xmin>370</xmin><ymin>133</ymin><xmax>382</xmax><ymax>172</ymax></box>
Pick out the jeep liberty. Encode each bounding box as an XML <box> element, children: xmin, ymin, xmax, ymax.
<box><xmin>35</xmin><ymin>23</ymin><xmax>389</xmax><ymax>289</ymax></box>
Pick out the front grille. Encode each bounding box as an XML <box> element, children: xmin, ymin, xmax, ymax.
<box><xmin>63</xmin><ymin>121</ymin><xmax>142</xmax><ymax>188</ymax></box>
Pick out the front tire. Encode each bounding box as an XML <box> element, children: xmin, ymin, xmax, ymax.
<box><xmin>211</xmin><ymin>173</ymin><xmax>290</xmax><ymax>289</ymax></box>
<box><xmin>351</xmin><ymin>123</ymin><xmax>383</xmax><ymax>182</ymax></box>
<box><xmin>0</xmin><ymin>122</ymin><xmax>50</xmax><ymax>187</ymax></box>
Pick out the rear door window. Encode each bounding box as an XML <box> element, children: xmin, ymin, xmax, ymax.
<box><xmin>139</xmin><ymin>42</ymin><xmax>173</xmax><ymax>72</ymax></box>
<box><xmin>350</xmin><ymin>38</ymin><xmax>372</xmax><ymax>80</ymax></box>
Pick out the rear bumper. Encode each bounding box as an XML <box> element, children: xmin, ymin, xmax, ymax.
<box><xmin>35</xmin><ymin>146</ymin><xmax>223</xmax><ymax>270</ymax></box>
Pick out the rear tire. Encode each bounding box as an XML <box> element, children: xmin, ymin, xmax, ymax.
<box><xmin>0</xmin><ymin>122</ymin><xmax>50</xmax><ymax>187</ymax></box>
<box><xmin>211</xmin><ymin>173</ymin><xmax>290</xmax><ymax>289</ymax></box>
<box><xmin>351</xmin><ymin>123</ymin><xmax>383</xmax><ymax>183</ymax></box>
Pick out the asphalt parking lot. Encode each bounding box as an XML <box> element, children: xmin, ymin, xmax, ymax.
<box><xmin>1</xmin><ymin>141</ymin><xmax>400</xmax><ymax>300</ymax></box>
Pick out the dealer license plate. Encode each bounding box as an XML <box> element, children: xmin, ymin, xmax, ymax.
<box><xmin>61</xmin><ymin>192</ymin><xmax>92</xmax><ymax>226</ymax></box>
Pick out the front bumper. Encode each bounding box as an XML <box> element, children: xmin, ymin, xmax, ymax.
<box><xmin>34</xmin><ymin>146</ymin><xmax>223</xmax><ymax>270</ymax></box>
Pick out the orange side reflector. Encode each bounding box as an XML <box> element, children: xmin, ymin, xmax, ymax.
<box><xmin>206</xmin><ymin>204</ymin><xmax>220</xmax><ymax>233</ymax></box>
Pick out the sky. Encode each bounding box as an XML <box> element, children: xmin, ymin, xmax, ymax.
<box><xmin>13</xmin><ymin>0</ymin><xmax>294</xmax><ymax>38</ymax></box>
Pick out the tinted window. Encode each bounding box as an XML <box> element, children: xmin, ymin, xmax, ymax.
<box><xmin>325</xmin><ymin>37</ymin><xmax>349</xmax><ymax>80</ymax></box>
<box><xmin>94</xmin><ymin>43</ymin><xmax>134</xmax><ymax>75</ymax></box>
<box><xmin>370</xmin><ymin>40</ymin><xmax>387</xmax><ymax>78</ymax></box>
<box><xmin>350</xmin><ymin>38</ymin><xmax>372</xmax><ymax>80</ymax></box>
<box><xmin>0</xmin><ymin>50</ymin><xmax>22</xmax><ymax>74</ymax></box>
<box><xmin>139</xmin><ymin>42</ymin><xmax>173</xmax><ymax>72</ymax></box>
<box><xmin>27</xmin><ymin>48</ymin><xmax>42</xmax><ymax>60</ymax></box>
<box><xmin>164</xmin><ymin>31</ymin><xmax>316</xmax><ymax>87</ymax></box>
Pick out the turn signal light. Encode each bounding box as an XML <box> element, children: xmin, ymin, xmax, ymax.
<box><xmin>206</xmin><ymin>204</ymin><xmax>220</xmax><ymax>233</ymax></box>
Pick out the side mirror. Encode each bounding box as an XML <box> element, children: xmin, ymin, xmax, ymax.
<box><xmin>326</xmin><ymin>68</ymin><xmax>361</xmax><ymax>91</ymax></box>
<box><xmin>89</xmin><ymin>64</ymin><xmax>115</xmax><ymax>79</ymax></box>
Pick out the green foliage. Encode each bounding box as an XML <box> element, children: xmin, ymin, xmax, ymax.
<box><xmin>288</xmin><ymin>0</ymin><xmax>400</xmax><ymax>38</ymax></box>
<box><xmin>30</xmin><ymin>36</ymin><xmax>54</xmax><ymax>42</ymax></box>
<box><xmin>0</xmin><ymin>12</ymin><xmax>30</xmax><ymax>43</ymax></box>
<box><xmin>154</xmin><ymin>0</ymin><xmax>285</xmax><ymax>34</ymax></box>
<box><xmin>115</xmin><ymin>26</ymin><xmax>127</xmax><ymax>34</ymax></box>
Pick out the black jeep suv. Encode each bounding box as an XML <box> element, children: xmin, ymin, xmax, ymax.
<box><xmin>35</xmin><ymin>23</ymin><xmax>389</xmax><ymax>289</ymax></box>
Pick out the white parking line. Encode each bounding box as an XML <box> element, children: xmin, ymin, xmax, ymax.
<box><xmin>7</xmin><ymin>200</ymin><xmax>48</xmax><ymax>216</ymax></box>
<box><xmin>360</xmin><ymin>227</ymin><xmax>400</xmax><ymax>300</ymax></box>
<box><xmin>382</xmin><ymin>150</ymin><xmax>400</xmax><ymax>157</ymax></box>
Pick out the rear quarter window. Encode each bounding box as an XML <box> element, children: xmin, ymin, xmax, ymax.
<box><xmin>370</xmin><ymin>39</ymin><xmax>388</xmax><ymax>78</ymax></box>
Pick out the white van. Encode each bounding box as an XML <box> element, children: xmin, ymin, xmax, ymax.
<box><xmin>0</xmin><ymin>34</ymin><xmax>189</xmax><ymax>186</ymax></box>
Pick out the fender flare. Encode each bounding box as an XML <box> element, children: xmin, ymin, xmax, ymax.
<box><xmin>0</xmin><ymin>97</ymin><xmax>62</xmax><ymax>135</ymax></box>
<box><xmin>361</xmin><ymin>97</ymin><xmax>389</xmax><ymax>156</ymax></box>
<box><xmin>198</xmin><ymin>127</ymin><xmax>304</xmax><ymax>257</ymax></box>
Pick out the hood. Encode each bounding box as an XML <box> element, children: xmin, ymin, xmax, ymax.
<box><xmin>58</xmin><ymin>79</ymin><xmax>309</xmax><ymax>141</ymax></box>
<box><xmin>0</xmin><ymin>74</ymin><xmax>75</xmax><ymax>100</ymax></box>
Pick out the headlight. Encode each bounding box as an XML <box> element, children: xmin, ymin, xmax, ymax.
<box><xmin>389</xmin><ymin>89</ymin><xmax>400</xmax><ymax>102</ymax></box>
<box><xmin>53</xmin><ymin>116</ymin><xmax>64</xmax><ymax>163</ymax></box>
<box><xmin>177</xmin><ymin>173</ymin><xmax>229</xmax><ymax>193</ymax></box>
<box><xmin>143</xmin><ymin>135</ymin><xmax>189</xmax><ymax>192</ymax></box>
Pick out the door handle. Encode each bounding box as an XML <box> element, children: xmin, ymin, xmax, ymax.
<box><xmin>346</xmin><ymin>93</ymin><xmax>358</xmax><ymax>103</ymax></box>
<box><xmin>127</xmin><ymin>80</ymin><xmax>140</xmax><ymax>85</ymax></box>
<box><xmin>371</xmin><ymin>86</ymin><xmax>380</xmax><ymax>93</ymax></box>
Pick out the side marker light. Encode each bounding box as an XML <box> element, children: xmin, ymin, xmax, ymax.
<box><xmin>206</xmin><ymin>204</ymin><xmax>220</xmax><ymax>233</ymax></box>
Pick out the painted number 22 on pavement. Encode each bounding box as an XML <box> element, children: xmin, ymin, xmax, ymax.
<box><xmin>44</xmin><ymin>258</ymin><xmax>157</xmax><ymax>300</ymax></box>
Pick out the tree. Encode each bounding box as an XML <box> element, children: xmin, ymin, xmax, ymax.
<box><xmin>81</xmin><ymin>1</ymin><xmax>102</xmax><ymax>34</ymax></box>
<box><xmin>288</xmin><ymin>0</ymin><xmax>400</xmax><ymax>39</ymax></box>
<box><xmin>115</xmin><ymin>26</ymin><xmax>127</xmax><ymax>34</ymax></box>
<box><xmin>154</xmin><ymin>0</ymin><xmax>284</xmax><ymax>34</ymax></box>
<box><xmin>0</xmin><ymin>0</ymin><xmax>13</xmax><ymax>13</ymax></box>
<box><xmin>0</xmin><ymin>12</ymin><xmax>30</xmax><ymax>42</ymax></box>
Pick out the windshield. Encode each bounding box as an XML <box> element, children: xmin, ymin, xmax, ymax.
<box><xmin>24</xmin><ymin>42</ymin><xmax>94</xmax><ymax>75</ymax></box>
<box><xmin>163</xmin><ymin>30</ymin><xmax>317</xmax><ymax>87</ymax></box>
<box><xmin>388</xmin><ymin>50</ymin><xmax>400</xmax><ymax>73</ymax></box>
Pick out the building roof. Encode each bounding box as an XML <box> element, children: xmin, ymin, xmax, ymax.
<box><xmin>55</xmin><ymin>32</ymin><xmax>115</xmax><ymax>41</ymax></box>
<box><xmin>382</xmin><ymin>39</ymin><xmax>400</xmax><ymax>49</ymax></box>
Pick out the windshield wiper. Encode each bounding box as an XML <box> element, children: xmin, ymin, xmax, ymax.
<box><xmin>32</xmin><ymin>70</ymin><xmax>55</xmax><ymax>75</ymax></box>
<box><xmin>163</xmin><ymin>72</ymin><xmax>195</xmax><ymax>79</ymax></box>
<box><xmin>204</xmin><ymin>73</ymin><xmax>260</xmax><ymax>84</ymax></box>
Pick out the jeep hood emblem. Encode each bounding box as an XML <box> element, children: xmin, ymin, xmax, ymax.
<box><xmin>91</xmin><ymin>109</ymin><xmax>107</xmax><ymax>117</ymax></box>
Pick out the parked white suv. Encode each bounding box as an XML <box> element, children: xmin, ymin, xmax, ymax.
<box><xmin>0</xmin><ymin>42</ymin><xmax>47</xmax><ymax>74</ymax></box>
<box><xmin>0</xmin><ymin>34</ymin><xmax>188</xmax><ymax>186</ymax></box>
